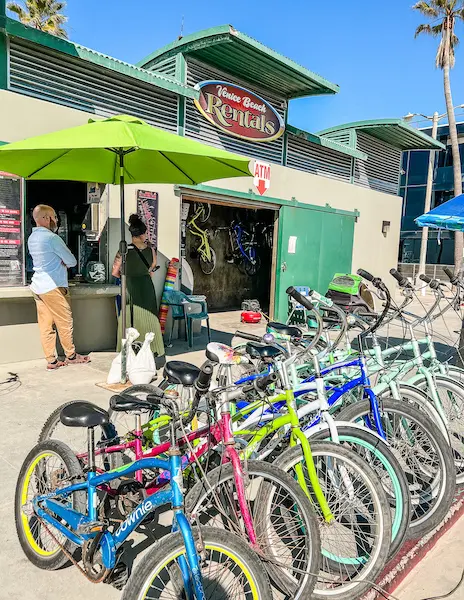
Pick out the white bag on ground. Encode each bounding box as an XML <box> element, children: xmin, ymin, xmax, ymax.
<box><xmin>107</xmin><ymin>328</ymin><xmax>139</xmax><ymax>384</ymax></box>
<box><xmin>128</xmin><ymin>332</ymin><xmax>156</xmax><ymax>385</ymax></box>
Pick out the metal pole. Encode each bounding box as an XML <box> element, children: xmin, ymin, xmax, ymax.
<box><xmin>119</xmin><ymin>151</ymin><xmax>128</xmax><ymax>383</ymax></box>
<box><xmin>418</xmin><ymin>112</ymin><xmax>439</xmax><ymax>291</ymax></box>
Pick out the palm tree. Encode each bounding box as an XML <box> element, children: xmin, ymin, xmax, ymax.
<box><xmin>414</xmin><ymin>0</ymin><xmax>464</xmax><ymax>272</ymax></box>
<box><xmin>7</xmin><ymin>0</ymin><xmax>68</xmax><ymax>38</ymax></box>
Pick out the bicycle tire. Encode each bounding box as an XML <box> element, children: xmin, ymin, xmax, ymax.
<box><xmin>185</xmin><ymin>460</ymin><xmax>321</xmax><ymax>599</ymax></box>
<box><xmin>272</xmin><ymin>440</ymin><xmax>391</xmax><ymax>600</ymax></box>
<box><xmin>244</xmin><ymin>254</ymin><xmax>261</xmax><ymax>277</ymax></box>
<box><xmin>337</xmin><ymin>398</ymin><xmax>456</xmax><ymax>539</ymax></box>
<box><xmin>413</xmin><ymin>375</ymin><xmax>464</xmax><ymax>483</ymax></box>
<box><xmin>15</xmin><ymin>440</ymin><xmax>86</xmax><ymax>570</ymax></box>
<box><xmin>309</xmin><ymin>425</ymin><xmax>410</xmax><ymax>559</ymax></box>
<box><xmin>199</xmin><ymin>248</ymin><xmax>216</xmax><ymax>275</ymax></box>
<box><xmin>121</xmin><ymin>527</ymin><xmax>272</xmax><ymax>600</ymax></box>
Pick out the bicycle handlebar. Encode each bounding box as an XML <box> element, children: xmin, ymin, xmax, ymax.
<box><xmin>234</xmin><ymin>331</ymin><xmax>264</xmax><ymax>343</ymax></box>
<box><xmin>182</xmin><ymin>361</ymin><xmax>214</xmax><ymax>425</ymax></box>
<box><xmin>286</xmin><ymin>287</ymin><xmax>323</xmax><ymax>352</ymax></box>
<box><xmin>356</xmin><ymin>269</ymin><xmax>391</xmax><ymax>338</ymax></box>
<box><xmin>444</xmin><ymin>266</ymin><xmax>460</xmax><ymax>286</ymax></box>
<box><xmin>389</xmin><ymin>268</ymin><xmax>412</xmax><ymax>289</ymax></box>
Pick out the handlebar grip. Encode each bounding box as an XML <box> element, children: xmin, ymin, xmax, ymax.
<box><xmin>389</xmin><ymin>268</ymin><xmax>410</xmax><ymax>288</ymax></box>
<box><xmin>443</xmin><ymin>267</ymin><xmax>458</xmax><ymax>284</ymax></box>
<box><xmin>419</xmin><ymin>274</ymin><xmax>432</xmax><ymax>284</ymax></box>
<box><xmin>286</xmin><ymin>286</ymin><xmax>315</xmax><ymax>311</ymax></box>
<box><xmin>357</xmin><ymin>268</ymin><xmax>375</xmax><ymax>282</ymax></box>
<box><xmin>234</xmin><ymin>330</ymin><xmax>263</xmax><ymax>342</ymax></box>
<box><xmin>254</xmin><ymin>372</ymin><xmax>277</xmax><ymax>391</ymax></box>
<box><xmin>195</xmin><ymin>361</ymin><xmax>214</xmax><ymax>393</ymax></box>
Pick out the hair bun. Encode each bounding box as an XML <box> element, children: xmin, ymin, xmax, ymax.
<box><xmin>129</xmin><ymin>213</ymin><xmax>143</xmax><ymax>226</ymax></box>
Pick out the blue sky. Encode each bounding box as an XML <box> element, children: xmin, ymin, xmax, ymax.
<box><xmin>57</xmin><ymin>1</ymin><xmax>464</xmax><ymax>132</ymax></box>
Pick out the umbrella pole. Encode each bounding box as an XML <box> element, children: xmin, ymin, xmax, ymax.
<box><xmin>119</xmin><ymin>151</ymin><xmax>128</xmax><ymax>383</ymax></box>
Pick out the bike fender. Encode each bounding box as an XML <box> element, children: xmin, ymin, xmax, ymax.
<box><xmin>305</xmin><ymin>421</ymin><xmax>390</xmax><ymax>446</ymax></box>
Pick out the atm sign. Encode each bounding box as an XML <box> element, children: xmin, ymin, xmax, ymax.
<box><xmin>194</xmin><ymin>81</ymin><xmax>284</xmax><ymax>143</ymax></box>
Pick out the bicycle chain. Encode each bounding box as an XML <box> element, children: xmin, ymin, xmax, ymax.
<box><xmin>37</xmin><ymin>514</ymin><xmax>108</xmax><ymax>584</ymax></box>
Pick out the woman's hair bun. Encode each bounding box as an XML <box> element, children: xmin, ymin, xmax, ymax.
<box><xmin>129</xmin><ymin>213</ymin><xmax>143</xmax><ymax>226</ymax></box>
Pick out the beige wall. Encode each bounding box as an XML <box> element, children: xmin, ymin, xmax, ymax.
<box><xmin>0</xmin><ymin>89</ymin><xmax>402</xmax><ymax>324</ymax></box>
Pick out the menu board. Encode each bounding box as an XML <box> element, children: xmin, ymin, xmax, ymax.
<box><xmin>0</xmin><ymin>172</ymin><xmax>24</xmax><ymax>286</ymax></box>
<box><xmin>137</xmin><ymin>190</ymin><xmax>158</xmax><ymax>248</ymax></box>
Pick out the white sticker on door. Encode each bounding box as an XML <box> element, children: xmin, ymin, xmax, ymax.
<box><xmin>288</xmin><ymin>236</ymin><xmax>297</xmax><ymax>254</ymax></box>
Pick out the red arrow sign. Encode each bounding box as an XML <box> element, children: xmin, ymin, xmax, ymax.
<box><xmin>253</xmin><ymin>160</ymin><xmax>271</xmax><ymax>196</ymax></box>
<box><xmin>256</xmin><ymin>179</ymin><xmax>267</xmax><ymax>195</ymax></box>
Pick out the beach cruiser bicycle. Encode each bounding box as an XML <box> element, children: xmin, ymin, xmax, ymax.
<box><xmin>37</xmin><ymin>361</ymin><xmax>322</xmax><ymax>599</ymax></box>
<box><xmin>226</xmin><ymin>221</ymin><xmax>261</xmax><ymax>276</ymax></box>
<box><xmin>15</xmin><ymin>384</ymin><xmax>272</xmax><ymax>599</ymax></box>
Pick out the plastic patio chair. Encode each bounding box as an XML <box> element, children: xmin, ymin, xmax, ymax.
<box><xmin>164</xmin><ymin>290</ymin><xmax>211</xmax><ymax>348</ymax></box>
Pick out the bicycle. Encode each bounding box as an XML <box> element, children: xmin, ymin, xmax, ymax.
<box><xmin>37</xmin><ymin>363</ymin><xmax>322</xmax><ymax>599</ymax></box>
<box><xmin>15</xmin><ymin>387</ymin><xmax>272</xmax><ymax>599</ymax></box>
<box><xmin>226</xmin><ymin>220</ymin><xmax>261</xmax><ymax>276</ymax></box>
<box><xmin>187</xmin><ymin>204</ymin><xmax>216</xmax><ymax>275</ymax></box>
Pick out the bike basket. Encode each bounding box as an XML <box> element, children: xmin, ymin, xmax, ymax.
<box><xmin>327</xmin><ymin>273</ymin><xmax>363</xmax><ymax>295</ymax></box>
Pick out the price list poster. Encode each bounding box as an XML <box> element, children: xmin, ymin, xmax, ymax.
<box><xmin>0</xmin><ymin>172</ymin><xmax>24</xmax><ymax>286</ymax></box>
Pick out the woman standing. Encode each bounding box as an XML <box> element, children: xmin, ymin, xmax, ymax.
<box><xmin>112</xmin><ymin>214</ymin><xmax>165</xmax><ymax>366</ymax></box>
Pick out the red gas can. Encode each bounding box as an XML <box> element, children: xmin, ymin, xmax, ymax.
<box><xmin>241</xmin><ymin>311</ymin><xmax>262</xmax><ymax>324</ymax></box>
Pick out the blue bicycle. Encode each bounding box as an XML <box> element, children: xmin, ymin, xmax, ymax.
<box><xmin>227</xmin><ymin>221</ymin><xmax>261</xmax><ymax>276</ymax></box>
<box><xmin>14</xmin><ymin>386</ymin><xmax>271</xmax><ymax>599</ymax></box>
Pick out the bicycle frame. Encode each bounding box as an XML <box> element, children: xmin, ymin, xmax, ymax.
<box><xmin>231</xmin><ymin>223</ymin><xmax>257</xmax><ymax>266</ymax></box>
<box><xmin>188</xmin><ymin>211</ymin><xmax>212</xmax><ymax>262</ymax></box>
<box><xmin>33</xmin><ymin>453</ymin><xmax>204</xmax><ymax>598</ymax></box>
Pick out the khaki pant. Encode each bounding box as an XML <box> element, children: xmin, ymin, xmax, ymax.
<box><xmin>33</xmin><ymin>287</ymin><xmax>75</xmax><ymax>363</ymax></box>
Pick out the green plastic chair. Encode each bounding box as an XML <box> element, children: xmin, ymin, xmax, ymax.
<box><xmin>164</xmin><ymin>290</ymin><xmax>211</xmax><ymax>348</ymax></box>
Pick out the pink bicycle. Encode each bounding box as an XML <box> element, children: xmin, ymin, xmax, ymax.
<box><xmin>39</xmin><ymin>356</ymin><xmax>321</xmax><ymax>599</ymax></box>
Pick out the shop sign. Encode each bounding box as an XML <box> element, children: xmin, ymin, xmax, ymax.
<box><xmin>194</xmin><ymin>81</ymin><xmax>284</xmax><ymax>143</ymax></box>
<box><xmin>253</xmin><ymin>160</ymin><xmax>271</xmax><ymax>195</ymax></box>
<box><xmin>137</xmin><ymin>190</ymin><xmax>158</xmax><ymax>248</ymax></box>
<box><xmin>0</xmin><ymin>171</ymin><xmax>24</xmax><ymax>286</ymax></box>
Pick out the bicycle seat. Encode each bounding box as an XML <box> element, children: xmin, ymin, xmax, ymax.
<box><xmin>245</xmin><ymin>342</ymin><xmax>283</xmax><ymax>360</ymax></box>
<box><xmin>206</xmin><ymin>342</ymin><xmax>247</xmax><ymax>365</ymax></box>
<box><xmin>60</xmin><ymin>401</ymin><xmax>109</xmax><ymax>428</ymax></box>
<box><xmin>163</xmin><ymin>361</ymin><xmax>200</xmax><ymax>386</ymax></box>
<box><xmin>109</xmin><ymin>387</ymin><xmax>164</xmax><ymax>413</ymax></box>
<box><xmin>267</xmin><ymin>322</ymin><xmax>302</xmax><ymax>338</ymax></box>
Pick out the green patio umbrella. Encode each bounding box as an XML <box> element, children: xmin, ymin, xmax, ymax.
<box><xmin>0</xmin><ymin>114</ymin><xmax>252</xmax><ymax>380</ymax></box>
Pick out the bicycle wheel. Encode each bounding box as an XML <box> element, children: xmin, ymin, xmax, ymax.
<box><xmin>273</xmin><ymin>441</ymin><xmax>391</xmax><ymax>600</ymax></box>
<box><xmin>244</xmin><ymin>254</ymin><xmax>261</xmax><ymax>277</ymax></box>
<box><xmin>15</xmin><ymin>440</ymin><xmax>86</xmax><ymax>570</ymax></box>
<box><xmin>185</xmin><ymin>460</ymin><xmax>321</xmax><ymax>599</ymax></box>
<box><xmin>121</xmin><ymin>527</ymin><xmax>271</xmax><ymax>600</ymax></box>
<box><xmin>200</xmin><ymin>248</ymin><xmax>216</xmax><ymax>275</ymax></box>
<box><xmin>194</xmin><ymin>202</ymin><xmax>211</xmax><ymax>223</ymax></box>
<box><xmin>309</xmin><ymin>425</ymin><xmax>410</xmax><ymax>559</ymax></box>
<box><xmin>337</xmin><ymin>398</ymin><xmax>456</xmax><ymax>539</ymax></box>
<box><xmin>414</xmin><ymin>375</ymin><xmax>464</xmax><ymax>483</ymax></box>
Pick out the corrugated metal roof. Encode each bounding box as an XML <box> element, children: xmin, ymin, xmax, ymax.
<box><xmin>5</xmin><ymin>17</ymin><xmax>197</xmax><ymax>99</ymax></box>
<box><xmin>286</xmin><ymin>125</ymin><xmax>367</xmax><ymax>160</ymax></box>
<box><xmin>138</xmin><ymin>25</ymin><xmax>340</xmax><ymax>100</ymax></box>
<box><xmin>318</xmin><ymin>119</ymin><xmax>446</xmax><ymax>151</ymax></box>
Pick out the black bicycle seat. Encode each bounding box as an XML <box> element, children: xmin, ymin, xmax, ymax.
<box><xmin>246</xmin><ymin>342</ymin><xmax>283</xmax><ymax>360</ymax></box>
<box><xmin>267</xmin><ymin>322</ymin><xmax>302</xmax><ymax>338</ymax></box>
<box><xmin>60</xmin><ymin>401</ymin><xmax>109</xmax><ymax>428</ymax></box>
<box><xmin>163</xmin><ymin>361</ymin><xmax>201</xmax><ymax>386</ymax></box>
<box><xmin>109</xmin><ymin>387</ymin><xmax>164</xmax><ymax>413</ymax></box>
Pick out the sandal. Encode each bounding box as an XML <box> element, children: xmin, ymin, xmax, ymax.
<box><xmin>66</xmin><ymin>353</ymin><xmax>91</xmax><ymax>365</ymax></box>
<box><xmin>47</xmin><ymin>360</ymin><xmax>67</xmax><ymax>371</ymax></box>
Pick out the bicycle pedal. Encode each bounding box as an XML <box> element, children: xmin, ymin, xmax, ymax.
<box><xmin>77</xmin><ymin>520</ymin><xmax>107</xmax><ymax>535</ymax></box>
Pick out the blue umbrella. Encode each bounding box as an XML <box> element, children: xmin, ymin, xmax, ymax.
<box><xmin>416</xmin><ymin>194</ymin><xmax>464</xmax><ymax>231</ymax></box>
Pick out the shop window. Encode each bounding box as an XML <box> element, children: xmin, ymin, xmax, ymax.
<box><xmin>400</xmin><ymin>153</ymin><xmax>409</xmax><ymax>187</ymax></box>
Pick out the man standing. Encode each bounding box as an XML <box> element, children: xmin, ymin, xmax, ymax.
<box><xmin>28</xmin><ymin>204</ymin><xmax>90</xmax><ymax>370</ymax></box>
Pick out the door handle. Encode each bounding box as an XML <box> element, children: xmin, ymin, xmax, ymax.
<box><xmin>281</xmin><ymin>261</ymin><xmax>287</xmax><ymax>272</ymax></box>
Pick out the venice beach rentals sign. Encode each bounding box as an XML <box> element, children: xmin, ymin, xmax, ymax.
<box><xmin>194</xmin><ymin>81</ymin><xmax>284</xmax><ymax>143</ymax></box>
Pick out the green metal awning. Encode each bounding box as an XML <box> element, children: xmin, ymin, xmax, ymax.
<box><xmin>4</xmin><ymin>18</ymin><xmax>197</xmax><ymax>99</ymax></box>
<box><xmin>286</xmin><ymin>125</ymin><xmax>367</xmax><ymax>160</ymax></box>
<box><xmin>138</xmin><ymin>25</ymin><xmax>340</xmax><ymax>100</ymax></box>
<box><xmin>318</xmin><ymin>119</ymin><xmax>445</xmax><ymax>151</ymax></box>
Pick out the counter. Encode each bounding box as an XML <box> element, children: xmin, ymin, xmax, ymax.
<box><xmin>0</xmin><ymin>283</ymin><xmax>120</xmax><ymax>364</ymax></box>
